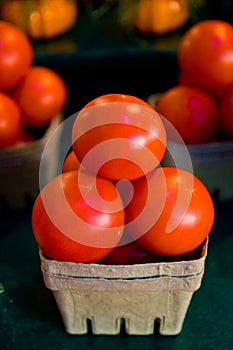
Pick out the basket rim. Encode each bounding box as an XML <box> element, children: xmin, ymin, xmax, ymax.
<box><xmin>40</xmin><ymin>238</ymin><xmax>208</xmax><ymax>280</ymax></box>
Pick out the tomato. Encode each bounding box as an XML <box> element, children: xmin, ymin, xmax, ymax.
<box><xmin>177</xmin><ymin>71</ymin><xmax>193</xmax><ymax>87</ymax></box>
<box><xmin>72</xmin><ymin>94</ymin><xmax>167</xmax><ymax>180</ymax></box>
<box><xmin>82</xmin><ymin>93</ymin><xmax>154</xmax><ymax>109</ymax></box>
<box><xmin>12</xmin><ymin>66</ymin><xmax>67</xmax><ymax>128</ymax></box>
<box><xmin>62</xmin><ymin>150</ymin><xmax>80</xmax><ymax>173</ymax></box>
<box><xmin>178</xmin><ymin>20</ymin><xmax>233</xmax><ymax>98</ymax></box>
<box><xmin>100</xmin><ymin>239</ymin><xmax>159</xmax><ymax>265</ymax></box>
<box><xmin>219</xmin><ymin>86</ymin><xmax>233</xmax><ymax>138</ymax></box>
<box><xmin>0</xmin><ymin>92</ymin><xmax>22</xmax><ymax>150</ymax></box>
<box><xmin>0</xmin><ymin>21</ymin><xmax>34</xmax><ymax>91</ymax></box>
<box><xmin>178</xmin><ymin>73</ymin><xmax>230</xmax><ymax>101</ymax></box>
<box><xmin>155</xmin><ymin>85</ymin><xmax>220</xmax><ymax>144</ymax></box>
<box><xmin>31</xmin><ymin>169</ymin><xmax>125</xmax><ymax>263</ymax></box>
<box><xmin>125</xmin><ymin>167</ymin><xmax>214</xmax><ymax>256</ymax></box>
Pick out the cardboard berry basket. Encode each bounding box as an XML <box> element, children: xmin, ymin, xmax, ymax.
<box><xmin>177</xmin><ymin>140</ymin><xmax>233</xmax><ymax>201</ymax></box>
<box><xmin>39</xmin><ymin>238</ymin><xmax>208</xmax><ymax>336</ymax></box>
<box><xmin>147</xmin><ymin>93</ymin><xmax>233</xmax><ymax>202</ymax></box>
<box><xmin>0</xmin><ymin>114</ymin><xmax>62</xmax><ymax>212</ymax></box>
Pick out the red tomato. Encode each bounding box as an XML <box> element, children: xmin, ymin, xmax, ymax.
<box><xmin>0</xmin><ymin>92</ymin><xmax>22</xmax><ymax>150</ymax></box>
<box><xmin>72</xmin><ymin>94</ymin><xmax>167</xmax><ymax>180</ymax></box>
<box><xmin>125</xmin><ymin>167</ymin><xmax>214</xmax><ymax>256</ymax></box>
<box><xmin>12</xmin><ymin>66</ymin><xmax>67</xmax><ymax>128</ymax></box>
<box><xmin>177</xmin><ymin>71</ymin><xmax>190</xmax><ymax>86</ymax></box>
<box><xmin>178</xmin><ymin>71</ymin><xmax>229</xmax><ymax>101</ymax></box>
<box><xmin>82</xmin><ymin>93</ymin><xmax>154</xmax><ymax>109</ymax></box>
<box><xmin>62</xmin><ymin>150</ymin><xmax>80</xmax><ymax>173</ymax></box>
<box><xmin>155</xmin><ymin>85</ymin><xmax>220</xmax><ymax>144</ymax></box>
<box><xmin>178</xmin><ymin>20</ymin><xmax>233</xmax><ymax>98</ymax></box>
<box><xmin>100</xmin><ymin>240</ymin><xmax>159</xmax><ymax>265</ymax></box>
<box><xmin>0</xmin><ymin>21</ymin><xmax>34</xmax><ymax>91</ymax></box>
<box><xmin>219</xmin><ymin>86</ymin><xmax>233</xmax><ymax>138</ymax></box>
<box><xmin>31</xmin><ymin>169</ymin><xmax>125</xmax><ymax>263</ymax></box>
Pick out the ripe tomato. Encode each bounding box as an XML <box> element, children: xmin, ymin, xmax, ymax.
<box><xmin>125</xmin><ymin>167</ymin><xmax>214</xmax><ymax>256</ymax></box>
<box><xmin>72</xmin><ymin>94</ymin><xmax>167</xmax><ymax>180</ymax></box>
<box><xmin>155</xmin><ymin>85</ymin><xmax>220</xmax><ymax>144</ymax></box>
<box><xmin>0</xmin><ymin>21</ymin><xmax>34</xmax><ymax>91</ymax></box>
<box><xmin>12</xmin><ymin>66</ymin><xmax>67</xmax><ymax>128</ymax></box>
<box><xmin>100</xmin><ymin>240</ymin><xmax>159</xmax><ymax>265</ymax></box>
<box><xmin>0</xmin><ymin>92</ymin><xmax>22</xmax><ymax>150</ymax></box>
<box><xmin>62</xmin><ymin>150</ymin><xmax>80</xmax><ymax>173</ymax></box>
<box><xmin>31</xmin><ymin>169</ymin><xmax>125</xmax><ymax>263</ymax></box>
<box><xmin>82</xmin><ymin>94</ymin><xmax>154</xmax><ymax>109</ymax></box>
<box><xmin>219</xmin><ymin>86</ymin><xmax>233</xmax><ymax>138</ymax></box>
<box><xmin>178</xmin><ymin>71</ymin><xmax>228</xmax><ymax>101</ymax></box>
<box><xmin>178</xmin><ymin>20</ymin><xmax>233</xmax><ymax>98</ymax></box>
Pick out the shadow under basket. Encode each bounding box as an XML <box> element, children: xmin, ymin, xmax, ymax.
<box><xmin>0</xmin><ymin>114</ymin><xmax>62</xmax><ymax>212</ymax></box>
<box><xmin>40</xmin><ymin>239</ymin><xmax>208</xmax><ymax>336</ymax></box>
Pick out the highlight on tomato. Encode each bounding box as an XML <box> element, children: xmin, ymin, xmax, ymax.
<box><xmin>125</xmin><ymin>167</ymin><xmax>214</xmax><ymax>256</ymax></box>
<box><xmin>0</xmin><ymin>20</ymin><xmax>34</xmax><ymax>91</ymax></box>
<box><xmin>72</xmin><ymin>94</ymin><xmax>167</xmax><ymax>180</ymax></box>
<box><xmin>31</xmin><ymin>169</ymin><xmax>125</xmax><ymax>263</ymax></box>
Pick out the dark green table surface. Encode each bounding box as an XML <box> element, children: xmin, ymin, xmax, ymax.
<box><xmin>0</xmin><ymin>198</ymin><xmax>233</xmax><ymax>350</ymax></box>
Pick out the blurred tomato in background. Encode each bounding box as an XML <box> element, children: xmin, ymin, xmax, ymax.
<box><xmin>154</xmin><ymin>85</ymin><xmax>220</xmax><ymax>144</ymax></box>
<box><xmin>12</xmin><ymin>66</ymin><xmax>67</xmax><ymax>129</ymax></box>
<box><xmin>0</xmin><ymin>92</ymin><xmax>22</xmax><ymax>150</ymax></box>
<box><xmin>178</xmin><ymin>20</ymin><xmax>233</xmax><ymax>99</ymax></box>
<box><xmin>0</xmin><ymin>20</ymin><xmax>33</xmax><ymax>91</ymax></box>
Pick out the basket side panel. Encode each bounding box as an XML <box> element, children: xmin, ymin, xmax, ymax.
<box><xmin>0</xmin><ymin>114</ymin><xmax>61</xmax><ymax>211</ymax></box>
<box><xmin>159</xmin><ymin>290</ymin><xmax>193</xmax><ymax>335</ymax></box>
<box><xmin>40</xmin><ymin>239</ymin><xmax>208</xmax><ymax>280</ymax></box>
<box><xmin>52</xmin><ymin>288</ymin><xmax>194</xmax><ymax>335</ymax></box>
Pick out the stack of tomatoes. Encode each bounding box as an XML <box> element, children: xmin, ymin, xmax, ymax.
<box><xmin>32</xmin><ymin>93</ymin><xmax>215</xmax><ymax>265</ymax></box>
<box><xmin>0</xmin><ymin>21</ymin><xmax>67</xmax><ymax>151</ymax></box>
<box><xmin>153</xmin><ymin>20</ymin><xmax>233</xmax><ymax>144</ymax></box>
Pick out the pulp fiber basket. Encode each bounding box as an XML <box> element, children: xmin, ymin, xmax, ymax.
<box><xmin>40</xmin><ymin>239</ymin><xmax>208</xmax><ymax>336</ymax></box>
<box><xmin>0</xmin><ymin>114</ymin><xmax>62</xmax><ymax>212</ymax></box>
